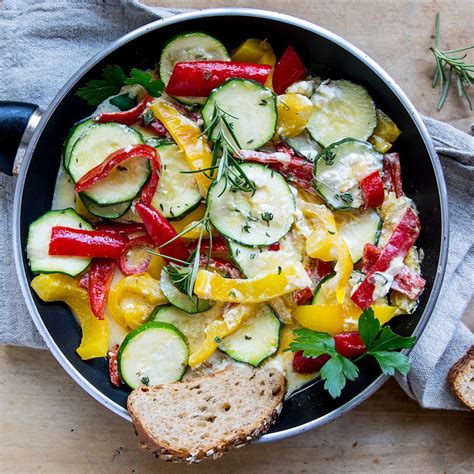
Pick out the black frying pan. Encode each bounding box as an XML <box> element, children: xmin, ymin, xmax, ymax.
<box><xmin>1</xmin><ymin>9</ymin><xmax>448</xmax><ymax>442</ymax></box>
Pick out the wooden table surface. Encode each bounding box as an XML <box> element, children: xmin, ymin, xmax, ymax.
<box><xmin>1</xmin><ymin>1</ymin><xmax>472</xmax><ymax>472</ymax></box>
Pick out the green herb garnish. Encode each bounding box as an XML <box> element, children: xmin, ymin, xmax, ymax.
<box><xmin>431</xmin><ymin>12</ymin><xmax>473</xmax><ymax>110</ymax></box>
<box><xmin>76</xmin><ymin>65</ymin><xmax>164</xmax><ymax>106</ymax></box>
<box><xmin>285</xmin><ymin>308</ymin><xmax>416</xmax><ymax>398</ymax></box>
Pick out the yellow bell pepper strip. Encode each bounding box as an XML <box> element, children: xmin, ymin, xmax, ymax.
<box><xmin>292</xmin><ymin>304</ymin><xmax>398</xmax><ymax>334</ymax></box>
<box><xmin>31</xmin><ymin>274</ymin><xmax>109</xmax><ymax>360</ymax></box>
<box><xmin>147</xmin><ymin>254</ymin><xmax>165</xmax><ymax>280</ymax></box>
<box><xmin>230</xmin><ymin>39</ymin><xmax>276</xmax><ymax>89</ymax></box>
<box><xmin>369</xmin><ymin>109</ymin><xmax>401</xmax><ymax>153</ymax></box>
<box><xmin>306</xmin><ymin>230</ymin><xmax>353</xmax><ymax>304</ymax></box>
<box><xmin>107</xmin><ymin>273</ymin><xmax>167</xmax><ymax>330</ymax></box>
<box><xmin>298</xmin><ymin>201</ymin><xmax>337</xmax><ymax>234</ymax></box>
<box><xmin>194</xmin><ymin>262</ymin><xmax>312</xmax><ymax>304</ymax></box>
<box><xmin>150</xmin><ymin>98</ymin><xmax>213</xmax><ymax>196</ymax></box>
<box><xmin>276</xmin><ymin>94</ymin><xmax>313</xmax><ymax>139</ymax></box>
<box><xmin>189</xmin><ymin>304</ymin><xmax>257</xmax><ymax>367</ymax></box>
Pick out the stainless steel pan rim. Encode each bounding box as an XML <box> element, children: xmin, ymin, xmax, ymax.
<box><xmin>12</xmin><ymin>7</ymin><xmax>449</xmax><ymax>443</ymax></box>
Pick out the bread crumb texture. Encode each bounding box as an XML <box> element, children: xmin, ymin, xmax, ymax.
<box><xmin>128</xmin><ymin>364</ymin><xmax>286</xmax><ymax>463</ymax></box>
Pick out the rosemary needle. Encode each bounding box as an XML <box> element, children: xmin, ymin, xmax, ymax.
<box><xmin>430</xmin><ymin>12</ymin><xmax>473</xmax><ymax>111</ymax></box>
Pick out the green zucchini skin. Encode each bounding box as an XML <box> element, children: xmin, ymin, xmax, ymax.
<box><xmin>68</xmin><ymin>123</ymin><xmax>149</xmax><ymax>206</ymax></box>
<box><xmin>80</xmin><ymin>194</ymin><xmax>132</xmax><ymax>219</ymax></box>
<box><xmin>117</xmin><ymin>321</ymin><xmax>189</xmax><ymax>389</ymax></box>
<box><xmin>207</xmin><ymin>162</ymin><xmax>295</xmax><ymax>248</ymax></box>
<box><xmin>306</xmin><ymin>79</ymin><xmax>376</xmax><ymax>147</ymax></box>
<box><xmin>62</xmin><ymin>118</ymin><xmax>94</xmax><ymax>169</ymax></box>
<box><xmin>159</xmin><ymin>32</ymin><xmax>230</xmax><ymax>105</ymax></box>
<box><xmin>218</xmin><ymin>305</ymin><xmax>282</xmax><ymax>367</ymax></box>
<box><xmin>313</xmin><ymin>138</ymin><xmax>383</xmax><ymax>210</ymax></box>
<box><xmin>27</xmin><ymin>208</ymin><xmax>93</xmax><ymax>276</ymax></box>
<box><xmin>160</xmin><ymin>268</ymin><xmax>211</xmax><ymax>314</ymax></box>
<box><xmin>201</xmin><ymin>78</ymin><xmax>277</xmax><ymax>151</ymax></box>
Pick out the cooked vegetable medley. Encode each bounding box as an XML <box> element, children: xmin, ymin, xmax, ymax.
<box><xmin>28</xmin><ymin>34</ymin><xmax>424</xmax><ymax>398</ymax></box>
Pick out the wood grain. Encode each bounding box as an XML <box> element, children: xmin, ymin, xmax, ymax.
<box><xmin>1</xmin><ymin>0</ymin><xmax>473</xmax><ymax>472</ymax></box>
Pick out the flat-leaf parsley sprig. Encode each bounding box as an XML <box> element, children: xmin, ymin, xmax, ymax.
<box><xmin>76</xmin><ymin>65</ymin><xmax>164</xmax><ymax>106</ymax></box>
<box><xmin>286</xmin><ymin>308</ymin><xmax>416</xmax><ymax>398</ymax></box>
<box><xmin>430</xmin><ymin>12</ymin><xmax>473</xmax><ymax>110</ymax></box>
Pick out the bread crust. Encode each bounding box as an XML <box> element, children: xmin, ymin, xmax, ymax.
<box><xmin>128</xmin><ymin>365</ymin><xmax>286</xmax><ymax>463</ymax></box>
<box><xmin>448</xmin><ymin>346</ymin><xmax>474</xmax><ymax>411</ymax></box>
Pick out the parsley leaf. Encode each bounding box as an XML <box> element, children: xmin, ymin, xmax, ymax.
<box><xmin>76</xmin><ymin>65</ymin><xmax>163</xmax><ymax>106</ymax></box>
<box><xmin>125</xmin><ymin>68</ymin><xmax>164</xmax><ymax>97</ymax></box>
<box><xmin>320</xmin><ymin>354</ymin><xmax>359</xmax><ymax>398</ymax></box>
<box><xmin>286</xmin><ymin>308</ymin><xmax>417</xmax><ymax>399</ymax></box>
<box><xmin>76</xmin><ymin>65</ymin><xmax>126</xmax><ymax>106</ymax></box>
<box><xmin>359</xmin><ymin>308</ymin><xmax>416</xmax><ymax>352</ymax></box>
<box><xmin>371</xmin><ymin>351</ymin><xmax>411</xmax><ymax>376</ymax></box>
<box><xmin>287</xmin><ymin>329</ymin><xmax>336</xmax><ymax>358</ymax></box>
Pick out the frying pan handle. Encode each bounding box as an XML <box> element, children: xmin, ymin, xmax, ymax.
<box><xmin>0</xmin><ymin>101</ymin><xmax>41</xmax><ymax>176</ymax></box>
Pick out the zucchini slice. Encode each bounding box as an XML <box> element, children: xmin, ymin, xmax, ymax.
<box><xmin>201</xmin><ymin>78</ymin><xmax>277</xmax><ymax>150</ymax></box>
<box><xmin>312</xmin><ymin>272</ymin><xmax>336</xmax><ymax>305</ymax></box>
<box><xmin>207</xmin><ymin>163</ymin><xmax>295</xmax><ymax>247</ymax></box>
<box><xmin>284</xmin><ymin>129</ymin><xmax>322</xmax><ymax>162</ymax></box>
<box><xmin>160</xmin><ymin>268</ymin><xmax>211</xmax><ymax>314</ymax></box>
<box><xmin>150</xmin><ymin>304</ymin><xmax>220</xmax><ymax>354</ymax></box>
<box><xmin>79</xmin><ymin>194</ymin><xmax>132</xmax><ymax>220</ymax></box>
<box><xmin>151</xmin><ymin>143</ymin><xmax>202</xmax><ymax>220</ymax></box>
<box><xmin>335</xmin><ymin>209</ymin><xmax>382</xmax><ymax>263</ymax></box>
<box><xmin>314</xmin><ymin>138</ymin><xmax>383</xmax><ymax>210</ymax></box>
<box><xmin>219</xmin><ymin>305</ymin><xmax>281</xmax><ymax>367</ymax></box>
<box><xmin>118</xmin><ymin>321</ymin><xmax>188</xmax><ymax>389</ymax></box>
<box><xmin>306</xmin><ymin>79</ymin><xmax>376</xmax><ymax>147</ymax></box>
<box><xmin>62</xmin><ymin>118</ymin><xmax>94</xmax><ymax>169</ymax></box>
<box><xmin>159</xmin><ymin>32</ymin><xmax>230</xmax><ymax>105</ymax></box>
<box><xmin>27</xmin><ymin>208</ymin><xmax>92</xmax><ymax>276</ymax></box>
<box><xmin>227</xmin><ymin>231</ymin><xmax>304</xmax><ymax>278</ymax></box>
<box><xmin>68</xmin><ymin>123</ymin><xmax>149</xmax><ymax>206</ymax></box>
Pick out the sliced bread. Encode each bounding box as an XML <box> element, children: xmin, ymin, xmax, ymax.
<box><xmin>128</xmin><ymin>364</ymin><xmax>286</xmax><ymax>463</ymax></box>
<box><xmin>448</xmin><ymin>346</ymin><xmax>474</xmax><ymax>410</ymax></box>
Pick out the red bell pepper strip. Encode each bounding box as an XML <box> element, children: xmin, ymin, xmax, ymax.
<box><xmin>292</xmin><ymin>332</ymin><xmax>366</xmax><ymax>374</ymax></box>
<box><xmin>268</xmin><ymin>242</ymin><xmax>281</xmax><ymax>252</ymax></box>
<box><xmin>74</xmin><ymin>144</ymin><xmax>160</xmax><ymax>193</ymax></box>
<box><xmin>237</xmin><ymin>149</ymin><xmax>315</xmax><ymax>193</ymax></box>
<box><xmin>294</xmin><ymin>258</ymin><xmax>334</xmax><ymax>305</ymax></box>
<box><xmin>272</xmin><ymin>45</ymin><xmax>307</xmax><ymax>95</ymax></box>
<box><xmin>146</xmin><ymin>119</ymin><xmax>172</xmax><ymax>138</ymax></box>
<box><xmin>199</xmin><ymin>256</ymin><xmax>242</xmax><ymax>279</ymax></box>
<box><xmin>88</xmin><ymin>259</ymin><xmax>116</xmax><ymax>320</ymax></box>
<box><xmin>108</xmin><ymin>345</ymin><xmax>121</xmax><ymax>387</ymax></box>
<box><xmin>383</xmin><ymin>152</ymin><xmax>403</xmax><ymax>197</ymax></box>
<box><xmin>362</xmin><ymin>243</ymin><xmax>426</xmax><ymax>300</ymax></box>
<box><xmin>294</xmin><ymin>287</ymin><xmax>314</xmax><ymax>306</ymax></box>
<box><xmin>118</xmin><ymin>235</ymin><xmax>155</xmax><ymax>275</ymax></box>
<box><xmin>140</xmin><ymin>158</ymin><xmax>162</xmax><ymax>207</ymax></box>
<box><xmin>94</xmin><ymin>222</ymin><xmax>146</xmax><ymax>236</ymax></box>
<box><xmin>351</xmin><ymin>208</ymin><xmax>421</xmax><ymax>309</ymax></box>
<box><xmin>165</xmin><ymin>61</ymin><xmax>272</xmax><ymax>97</ymax></box>
<box><xmin>95</xmin><ymin>95</ymin><xmax>152</xmax><ymax>126</ymax></box>
<box><xmin>360</xmin><ymin>170</ymin><xmax>385</xmax><ymax>209</ymax></box>
<box><xmin>275</xmin><ymin>141</ymin><xmax>296</xmax><ymax>157</ymax></box>
<box><xmin>78</xmin><ymin>272</ymin><xmax>90</xmax><ymax>289</ymax></box>
<box><xmin>135</xmin><ymin>202</ymin><xmax>190</xmax><ymax>263</ymax></box>
<box><xmin>334</xmin><ymin>332</ymin><xmax>366</xmax><ymax>358</ymax></box>
<box><xmin>49</xmin><ymin>227</ymin><xmax>128</xmax><ymax>259</ymax></box>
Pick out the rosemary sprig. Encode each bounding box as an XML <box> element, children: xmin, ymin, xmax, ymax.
<box><xmin>430</xmin><ymin>12</ymin><xmax>473</xmax><ymax>110</ymax></box>
<box><xmin>149</xmin><ymin>207</ymin><xmax>212</xmax><ymax>299</ymax></box>
<box><xmin>186</xmin><ymin>105</ymin><xmax>256</xmax><ymax>195</ymax></box>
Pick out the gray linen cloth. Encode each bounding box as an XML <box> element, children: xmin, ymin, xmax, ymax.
<box><xmin>0</xmin><ymin>0</ymin><xmax>472</xmax><ymax>410</ymax></box>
